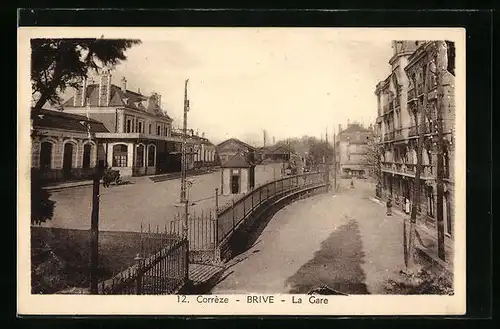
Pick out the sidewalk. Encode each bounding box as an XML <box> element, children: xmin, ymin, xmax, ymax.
<box><xmin>42</xmin><ymin>167</ymin><xmax>220</xmax><ymax>192</ymax></box>
<box><xmin>369</xmin><ymin>196</ymin><xmax>454</xmax><ymax>275</ymax></box>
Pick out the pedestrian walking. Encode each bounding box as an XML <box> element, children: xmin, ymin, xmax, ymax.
<box><xmin>405</xmin><ymin>197</ymin><xmax>411</xmax><ymax>214</ymax></box>
<box><xmin>386</xmin><ymin>197</ymin><xmax>392</xmax><ymax>216</ymax></box>
<box><xmin>350</xmin><ymin>178</ymin><xmax>354</xmax><ymax>188</ymax></box>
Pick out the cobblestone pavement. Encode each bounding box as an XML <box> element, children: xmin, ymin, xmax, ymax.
<box><xmin>211</xmin><ymin>179</ymin><xmax>408</xmax><ymax>295</ymax></box>
<box><xmin>42</xmin><ymin>163</ymin><xmax>285</xmax><ymax>232</ymax></box>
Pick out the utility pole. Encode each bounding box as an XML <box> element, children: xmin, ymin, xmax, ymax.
<box><xmin>84</xmin><ymin>97</ymin><xmax>104</xmax><ymax>294</ymax></box>
<box><xmin>181</xmin><ymin>79</ymin><xmax>190</xmax><ymax>239</ymax></box>
<box><xmin>333</xmin><ymin>128</ymin><xmax>337</xmax><ymax>192</ymax></box>
<box><xmin>435</xmin><ymin>47</ymin><xmax>446</xmax><ymax>261</ymax></box>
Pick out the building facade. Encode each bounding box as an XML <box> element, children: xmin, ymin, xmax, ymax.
<box><xmin>335</xmin><ymin>122</ymin><xmax>375</xmax><ymax>178</ymax></box>
<box><xmin>374</xmin><ymin>40</ymin><xmax>455</xmax><ymax>238</ymax></box>
<box><xmin>62</xmin><ymin>70</ymin><xmax>184</xmax><ymax>179</ymax></box>
<box><xmin>31</xmin><ymin>109</ymin><xmax>109</xmax><ymax>182</ymax></box>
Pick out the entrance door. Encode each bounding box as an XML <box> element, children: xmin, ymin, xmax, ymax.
<box><xmin>63</xmin><ymin>143</ymin><xmax>74</xmax><ymax>179</ymax></box>
<box><xmin>231</xmin><ymin>174</ymin><xmax>240</xmax><ymax>194</ymax></box>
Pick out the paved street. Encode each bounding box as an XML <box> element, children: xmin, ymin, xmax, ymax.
<box><xmin>42</xmin><ymin>163</ymin><xmax>285</xmax><ymax>232</ymax></box>
<box><xmin>211</xmin><ymin>179</ymin><xmax>406</xmax><ymax>295</ymax></box>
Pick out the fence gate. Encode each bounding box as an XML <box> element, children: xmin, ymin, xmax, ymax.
<box><xmin>167</xmin><ymin>215</ymin><xmax>217</xmax><ymax>265</ymax></box>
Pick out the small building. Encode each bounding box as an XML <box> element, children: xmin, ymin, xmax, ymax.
<box><xmin>257</xmin><ymin>145</ymin><xmax>294</xmax><ymax>163</ymax></box>
<box><xmin>31</xmin><ymin>108</ymin><xmax>109</xmax><ymax>183</ymax></box>
<box><xmin>220</xmin><ymin>152</ymin><xmax>256</xmax><ymax>195</ymax></box>
<box><xmin>216</xmin><ymin>138</ymin><xmax>256</xmax><ymax>165</ymax></box>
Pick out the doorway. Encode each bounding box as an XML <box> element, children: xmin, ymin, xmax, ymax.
<box><xmin>231</xmin><ymin>173</ymin><xmax>240</xmax><ymax>194</ymax></box>
<box><xmin>63</xmin><ymin>143</ymin><xmax>74</xmax><ymax>179</ymax></box>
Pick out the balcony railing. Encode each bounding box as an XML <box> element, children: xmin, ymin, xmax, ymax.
<box><xmin>381</xmin><ymin>161</ymin><xmax>435</xmax><ymax>178</ymax></box>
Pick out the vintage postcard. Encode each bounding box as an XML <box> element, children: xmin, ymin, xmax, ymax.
<box><xmin>18</xmin><ymin>27</ymin><xmax>466</xmax><ymax>315</ymax></box>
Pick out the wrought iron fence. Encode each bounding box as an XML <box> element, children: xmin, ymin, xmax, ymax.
<box><xmin>99</xmin><ymin>229</ymin><xmax>189</xmax><ymax>295</ymax></box>
<box><xmin>216</xmin><ymin>171</ymin><xmax>326</xmax><ymax>243</ymax></box>
<box><xmin>166</xmin><ymin>213</ymin><xmax>217</xmax><ymax>264</ymax></box>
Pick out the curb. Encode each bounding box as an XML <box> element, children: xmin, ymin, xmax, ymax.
<box><xmin>42</xmin><ymin>168</ymin><xmax>221</xmax><ymax>192</ymax></box>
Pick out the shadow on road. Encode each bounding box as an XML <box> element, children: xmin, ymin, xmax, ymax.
<box><xmin>285</xmin><ymin>219</ymin><xmax>369</xmax><ymax>295</ymax></box>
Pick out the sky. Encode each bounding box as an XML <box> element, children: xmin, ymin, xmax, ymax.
<box><xmin>63</xmin><ymin>29</ymin><xmax>395</xmax><ymax>146</ymax></box>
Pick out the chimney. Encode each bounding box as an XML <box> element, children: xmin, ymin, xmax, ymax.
<box><xmin>338</xmin><ymin>124</ymin><xmax>341</xmax><ymax>133</ymax></box>
<box><xmin>202</xmin><ymin>132</ymin><xmax>205</xmax><ymax>138</ymax></box>
<box><xmin>98</xmin><ymin>68</ymin><xmax>112</xmax><ymax>106</ymax></box>
<box><xmin>121</xmin><ymin>77</ymin><xmax>127</xmax><ymax>93</ymax></box>
<box><xmin>138</xmin><ymin>88</ymin><xmax>141</xmax><ymax>94</ymax></box>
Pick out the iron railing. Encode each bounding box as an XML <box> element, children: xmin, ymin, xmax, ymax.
<box><xmin>99</xmin><ymin>234</ymin><xmax>189</xmax><ymax>295</ymax></box>
<box><xmin>216</xmin><ymin>171</ymin><xmax>326</xmax><ymax>243</ymax></box>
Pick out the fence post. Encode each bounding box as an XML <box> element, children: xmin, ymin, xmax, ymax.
<box><xmin>243</xmin><ymin>197</ymin><xmax>246</xmax><ymax>218</ymax></box>
<box><xmin>184</xmin><ymin>239</ymin><xmax>189</xmax><ymax>284</ymax></box>
<box><xmin>135</xmin><ymin>258</ymin><xmax>143</xmax><ymax>295</ymax></box>
<box><xmin>259</xmin><ymin>187</ymin><xmax>262</xmax><ymax>206</ymax></box>
<box><xmin>215</xmin><ymin>188</ymin><xmax>219</xmax><ymax>212</ymax></box>
<box><xmin>232</xmin><ymin>199</ymin><xmax>235</xmax><ymax>232</ymax></box>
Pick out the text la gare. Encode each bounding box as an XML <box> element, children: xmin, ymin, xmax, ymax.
<box><xmin>292</xmin><ymin>296</ymin><xmax>329</xmax><ymax>304</ymax></box>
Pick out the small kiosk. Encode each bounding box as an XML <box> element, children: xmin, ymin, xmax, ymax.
<box><xmin>220</xmin><ymin>153</ymin><xmax>255</xmax><ymax>195</ymax></box>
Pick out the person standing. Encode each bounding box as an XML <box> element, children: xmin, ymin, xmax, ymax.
<box><xmin>405</xmin><ymin>197</ymin><xmax>411</xmax><ymax>214</ymax></box>
<box><xmin>386</xmin><ymin>197</ymin><xmax>393</xmax><ymax>216</ymax></box>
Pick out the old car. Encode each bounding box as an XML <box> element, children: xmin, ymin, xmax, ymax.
<box><xmin>102</xmin><ymin>168</ymin><xmax>122</xmax><ymax>187</ymax></box>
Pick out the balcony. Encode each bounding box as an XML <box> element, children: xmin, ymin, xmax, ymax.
<box><xmin>408</xmin><ymin>126</ymin><xmax>418</xmax><ymax>137</ymax></box>
<box><xmin>407</xmin><ymin>88</ymin><xmax>416</xmax><ymax>102</ymax></box>
<box><xmin>416</xmin><ymin>83</ymin><xmax>424</xmax><ymax>96</ymax></box>
<box><xmin>394</xmin><ymin>128</ymin><xmax>404</xmax><ymax>140</ymax></box>
<box><xmin>381</xmin><ymin>161</ymin><xmax>435</xmax><ymax>179</ymax></box>
<box><xmin>383</xmin><ymin>131</ymin><xmax>395</xmax><ymax>141</ymax></box>
<box><xmin>394</xmin><ymin>95</ymin><xmax>400</xmax><ymax>108</ymax></box>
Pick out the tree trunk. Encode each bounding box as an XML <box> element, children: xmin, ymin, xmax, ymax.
<box><xmin>406</xmin><ymin>68</ymin><xmax>430</xmax><ymax>270</ymax></box>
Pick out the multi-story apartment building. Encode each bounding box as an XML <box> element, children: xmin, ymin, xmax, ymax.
<box><xmin>335</xmin><ymin>122</ymin><xmax>375</xmax><ymax>178</ymax></box>
<box><xmin>62</xmin><ymin>69</ymin><xmax>185</xmax><ymax>178</ymax></box>
<box><xmin>375</xmin><ymin>40</ymin><xmax>455</xmax><ymax>238</ymax></box>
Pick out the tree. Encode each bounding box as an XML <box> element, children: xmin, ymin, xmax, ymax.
<box><xmin>31</xmin><ymin>38</ymin><xmax>141</xmax><ymax>110</ymax></box>
<box><xmin>308</xmin><ymin>141</ymin><xmax>333</xmax><ymax>166</ymax></box>
<box><xmin>31</xmin><ymin>172</ymin><xmax>56</xmax><ymax>225</ymax></box>
<box><xmin>361</xmin><ymin>137</ymin><xmax>382</xmax><ymax>183</ymax></box>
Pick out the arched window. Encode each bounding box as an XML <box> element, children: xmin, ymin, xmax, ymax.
<box><xmin>113</xmin><ymin>144</ymin><xmax>128</xmax><ymax>167</ymax></box>
<box><xmin>427</xmin><ymin>186</ymin><xmax>435</xmax><ymax>217</ymax></box>
<box><xmin>136</xmin><ymin>144</ymin><xmax>145</xmax><ymax>167</ymax></box>
<box><xmin>82</xmin><ymin>143</ymin><xmax>92</xmax><ymax>168</ymax></box>
<box><xmin>40</xmin><ymin>141</ymin><xmax>53</xmax><ymax>169</ymax></box>
<box><xmin>147</xmin><ymin>145</ymin><xmax>155</xmax><ymax>167</ymax></box>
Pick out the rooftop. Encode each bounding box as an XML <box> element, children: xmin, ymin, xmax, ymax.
<box><xmin>31</xmin><ymin>108</ymin><xmax>109</xmax><ymax>133</ymax></box>
<box><xmin>63</xmin><ymin>84</ymin><xmax>173</xmax><ymax>121</ymax></box>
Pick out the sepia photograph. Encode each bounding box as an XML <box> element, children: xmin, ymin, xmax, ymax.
<box><xmin>18</xmin><ymin>26</ymin><xmax>466</xmax><ymax>315</ymax></box>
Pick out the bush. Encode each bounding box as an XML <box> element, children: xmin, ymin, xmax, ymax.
<box><xmin>31</xmin><ymin>173</ymin><xmax>56</xmax><ymax>225</ymax></box>
<box><xmin>385</xmin><ymin>268</ymin><xmax>453</xmax><ymax>295</ymax></box>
